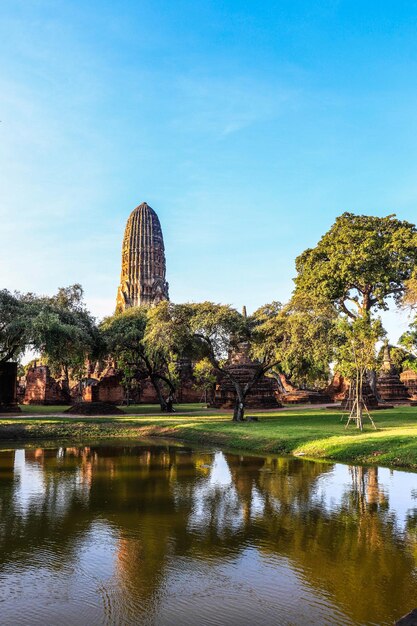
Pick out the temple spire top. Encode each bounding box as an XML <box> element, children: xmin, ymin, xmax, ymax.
<box><xmin>382</xmin><ymin>342</ymin><xmax>393</xmax><ymax>373</ymax></box>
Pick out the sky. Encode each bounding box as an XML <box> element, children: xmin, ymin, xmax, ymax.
<box><xmin>1</xmin><ymin>0</ymin><xmax>417</xmax><ymax>342</ymax></box>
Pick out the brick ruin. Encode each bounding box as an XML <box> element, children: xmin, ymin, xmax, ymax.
<box><xmin>18</xmin><ymin>360</ymin><xmax>417</xmax><ymax>409</ymax></box>
<box><xmin>23</xmin><ymin>365</ymin><xmax>70</xmax><ymax>405</ymax></box>
<box><xmin>211</xmin><ymin>341</ymin><xmax>281</xmax><ymax>410</ymax></box>
<box><xmin>18</xmin><ymin>360</ymin><xmax>203</xmax><ymax>407</ymax></box>
<box><xmin>400</xmin><ymin>370</ymin><xmax>417</xmax><ymax>400</ymax></box>
<box><xmin>325</xmin><ymin>373</ymin><xmax>350</xmax><ymax>402</ymax></box>
<box><xmin>376</xmin><ymin>345</ymin><xmax>410</xmax><ymax>403</ymax></box>
<box><xmin>278</xmin><ymin>373</ymin><xmax>333</xmax><ymax>404</ymax></box>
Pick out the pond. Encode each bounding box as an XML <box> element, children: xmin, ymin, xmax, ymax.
<box><xmin>0</xmin><ymin>441</ymin><xmax>417</xmax><ymax>625</ymax></box>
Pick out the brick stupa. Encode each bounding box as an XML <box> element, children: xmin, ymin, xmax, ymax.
<box><xmin>376</xmin><ymin>344</ymin><xmax>410</xmax><ymax>403</ymax></box>
<box><xmin>212</xmin><ymin>308</ymin><xmax>281</xmax><ymax>410</ymax></box>
<box><xmin>212</xmin><ymin>346</ymin><xmax>281</xmax><ymax>409</ymax></box>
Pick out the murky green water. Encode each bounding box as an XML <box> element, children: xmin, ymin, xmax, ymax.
<box><xmin>0</xmin><ymin>442</ymin><xmax>417</xmax><ymax>625</ymax></box>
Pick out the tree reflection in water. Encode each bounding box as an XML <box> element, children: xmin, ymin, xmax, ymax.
<box><xmin>0</xmin><ymin>443</ymin><xmax>416</xmax><ymax>625</ymax></box>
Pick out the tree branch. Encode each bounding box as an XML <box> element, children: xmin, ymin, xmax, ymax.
<box><xmin>339</xmin><ymin>300</ymin><xmax>357</xmax><ymax>320</ymax></box>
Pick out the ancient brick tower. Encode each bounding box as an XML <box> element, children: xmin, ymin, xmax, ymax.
<box><xmin>116</xmin><ymin>202</ymin><xmax>169</xmax><ymax>312</ymax></box>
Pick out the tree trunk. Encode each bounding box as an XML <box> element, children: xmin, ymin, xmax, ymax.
<box><xmin>356</xmin><ymin>387</ymin><xmax>363</xmax><ymax>431</ymax></box>
<box><xmin>165</xmin><ymin>394</ymin><xmax>175</xmax><ymax>413</ymax></box>
<box><xmin>358</xmin><ymin>404</ymin><xmax>363</xmax><ymax>431</ymax></box>
<box><xmin>159</xmin><ymin>376</ymin><xmax>176</xmax><ymax>413</ymax></box>
<box><xmin>232</xmin><ymin>385</ymin><xmax>246</xmax><ymax>421</ymax></box>
<box><xmin>362</xmin><ymin>291</ymin><xmax>371</xmax><ymax>314</ymax></box>
<box><xmin>367</xmin><ymin>369</ymin><xmax>381</xmax><ymax>401</ymax></box>
<box><xmin>230</xmin><ymin>367</ymin><xmax>268</xmax><ymax>422</ymax></box>
<box><xmin>351</xmin><ymin>370</ymin><xmax>364</xmax><ymax>430</ymax></box>
<box><xmin>271</xmin><ymin>370</ymin><xmax>286</xmax><ymax>394</ymax></box>
<box><xmin>150</xmin><ymin>375</ymin><xmax>168</xmax><ymax>411</ymax></box>
<box><xmin>232</xmin><ymin>397</ymin><xmax>245</xmax><ymax>421</ymax></box>
<box><xmin>63</xmin><ymin>365</ymin><xmax>70</xmax><ymax>393</ymax></box>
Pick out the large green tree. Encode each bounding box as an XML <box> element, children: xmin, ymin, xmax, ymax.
<box><xmin>295</xmin><ymin>213</ymin><xmax>417</xmax><ymax>319</ymax></box>
<box><xmin>0</xmin><ymin>290</ymin><xmax>38</xmax><ymax>364</ymax></box>
<box><xmin>253</xmin><ymin>295</ymin><xmax>338</xmax><ymax>389</ymax></box>
<box><xmin>31</xmin><ymin>285</ymin><xmax>101</xmax><ymax>390</ymax></box>
<box><xmin>0</xmin><ymin>285</ymin><xmax>100</xmax><ymax>401</ymax></box>
<box><xmin>294</xmin><ymin>212</ymin><xmax>417</xmax><ymax>410</ymax></box>
<box><xmin>101</xmin><ymin>306</ymin><xmax>178</xmax><ymax>410</ymax></box>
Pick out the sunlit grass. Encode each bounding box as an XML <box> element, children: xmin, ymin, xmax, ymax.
<box><xmin>2</xmin><ymin>404</ymin><xmax>417</xmax><ymax>468</ymax></box>
<box><xmin>18</xmin><ymin>402</ymin><xmax>210</xmax><ymax>416</ymax></box>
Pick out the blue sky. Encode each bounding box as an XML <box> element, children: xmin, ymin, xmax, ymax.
<box><xmin>1</xmin><ymin>1</ymin><xmax>417</xmax><ymax>341</ymax></box>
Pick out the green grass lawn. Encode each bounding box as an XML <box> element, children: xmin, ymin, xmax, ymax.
<box><xmin>17</xmin><ymin>402</ymin><xmax>210</xmax><ymax>416</ymax></box>
<box><xmin>2</xmin><ymin>403</ymin><xmax>417</xmax><ymax>469</ymax></box>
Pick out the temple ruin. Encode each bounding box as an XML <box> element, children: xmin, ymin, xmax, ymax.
<box><xmin>376</xmin><ymin>344</ymin><xmax>410</xmax><ymax>403</ymax></box>
<box><xmin>211</xmin><ymin>336</ymin><xmax>281</xmax><ymax>410</ymax></box>
<box><xmin>23</xmin><ymin>365</ymin><xmax>70</xmax><ymax>405</ymax></box>
<box><xmin>278</xmin><ymin>373</ymin><xmax>332</xmax><ymax>405</ymax></box>
<box><xmin>400</xmin><ymin>370</ymin><xmax>417</xmax><ymax>400</ymax></box>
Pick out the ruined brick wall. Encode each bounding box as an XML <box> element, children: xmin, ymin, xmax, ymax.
<box><xmin>325</xmin><ymin>373</ymin><xmax>349</xmax><ymax>401</ymax></box>
<box><xmin>95</xmin><ymin>375</ymin><xmax>125</xmax><ymax>404</ymax></box>
<box><xmin>70</xmin><ymin>379</ymin><xmax>99</xmax><ymax>403</ymax></box>
<box><xmin>23</xmin><ymin>366</ymin><xmax>70</xmax><ymax>405</ymax></box>
<box><xmin>175</xmin><ymin>380</ymin><xmax>204</xmax><ymax>403</ymax></box>
<box><xmin>83</xmin><ymin>385</ymin><xmax>95</xmax><ymax>403</ymax></box>
<box><xmin>400</xmin><ymin>370</ymin><xmax>417</xmax><ymax>399</ymax></box>
<box><xmin>17</xmin><ymin>378</ymin><xmax>25</xmax><ymax>403</ymax></box>
<box><xmin>278</xmin><ymin>374</ymin><xmax>298</xmax><ymax>393</ymax></box>
<box><xmin>78</xmin><ymin>370</ymin><xmax>206</xmax><ymax>406</ymax></box>
<box><xmin>138</xmin><ymin>379</ymin><xmax>159</xmax><ymax>403</ymax></box>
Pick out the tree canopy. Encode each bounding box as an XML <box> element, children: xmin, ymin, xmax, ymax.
<box><xmin>101</xmin><ymin>305</ymin><xmax>179</xmax><ymax>410</ymax></box>
<box><xmin>294</xmin><ymin>213</ymin><xmax>417</xmax><ymax>319</ymax></box>
<box><xmin>0</xmin><ymin>290</ymin><xmax>38</xmax><ymax>364</ymax></box>
<box><xmin>399</xmin><ymin>321</ymin><xmax>417</xmax><ymax>373</ymax></box>
<box><xmin>262</xmin><ymin>294</ymin><xmax>339</xmax><ymax>389</ymax></box>
<box><xmin>31</xmin><ymin>285</ymin><xmax>101</xmax><ymax>386</ymax></box>
<box><xmin>0</xmin><ymin>284</ymin><xmax>101</xmax><ymax>396</ymax></box>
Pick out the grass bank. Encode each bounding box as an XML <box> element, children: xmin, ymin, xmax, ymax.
<box><xmin>1</xmin><ymin>404</ymin><xmax>417</xmax><ymax>469</ymax></box>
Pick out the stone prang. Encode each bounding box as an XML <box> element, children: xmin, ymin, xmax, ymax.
<box><xmin>116</xmin><ymin>202</ymin><xmax>169</xmax><ymax>311</ymax></box>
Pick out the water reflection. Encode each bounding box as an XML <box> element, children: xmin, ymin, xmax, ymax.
<box><xmin>0</xmin><ymin>443</ymin><xmax>417</xmax><ymax>625</ymax></box>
